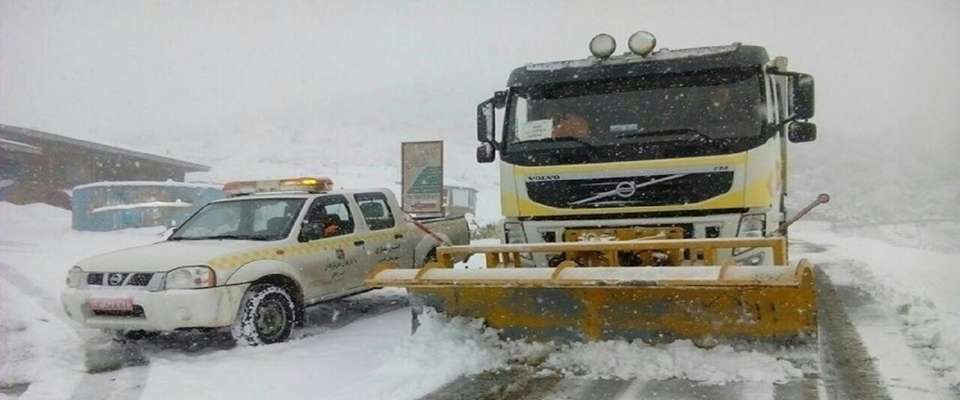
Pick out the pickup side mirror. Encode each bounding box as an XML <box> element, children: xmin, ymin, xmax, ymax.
<box><xmin>477</xmin><ymin>98</ymin><xmax>495</xmax><ymax>143</ymax></box>
<box><xmin>298</xmin><ymin>221</ymin><xmax>324</xmax><ymax>242</ymax></box>
<box><xmin>476</xmin><ymin>142</ymin><xmax>496</xmax><ymax>163</ymax></box>
<box><xmin>788</xmin><ymin>121</ymin><xmax>817</xmax><ymax>143</ymax></box>
<box><xmin>792</xmin><ymin>74</ymin><xmax>815</xmax><ymax>120</ymax></box>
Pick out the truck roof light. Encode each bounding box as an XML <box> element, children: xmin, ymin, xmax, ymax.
<box><xmin>223</xmin><ymin>177</ymin><xmax>334</xmax><ymax>196</ymax></box>
<box><xmin>589</xmin><ymin>33</ymin><xmax>616</xmax><ymax>59</ymax></box>
<box><xmin>628</xmin><ymin>31</ymin><xmax>656</xmax><ymax>56</ymax></box>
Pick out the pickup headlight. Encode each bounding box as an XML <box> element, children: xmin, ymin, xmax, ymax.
<box><xmin>164</xmin><ymin>265</ymin><xmax>216</xmax><ymax>290</ymax></box>
<box><xmin>66</xmin><ymin>266</ymin><xmax>84</xmax><ymax>288</ymax></box>
<box><xmin>737</xmin><ymin>214</ymin><xmax>766</xmax><ymax>238</ymax></box>
<box><xmin>503</xmin><ymin>222</ymin><xmax>526</xmax><ymax>244</ymax></box>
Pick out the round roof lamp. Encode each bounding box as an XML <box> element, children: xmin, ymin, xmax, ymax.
<box><xmin>628</xmin><ymin>31</ymin><xmax>657</xmax><ymax>56</ymax></box>
<box><xmin>589</xmin><ymin>33</ymin><xmax>617</xmax><ymax>59</ymax></box>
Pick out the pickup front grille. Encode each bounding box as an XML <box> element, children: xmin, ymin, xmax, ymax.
<box><xmin>87</xmin><ymin>273</ymin><xmax>104</xmax><ymax>285</ymax></box>
<box><xmin>84</xmin><ymin>272</ymin><xmax>156</xmax><ymax>287</ymax></box>
<box><xmin>127</xmin><ymin>273</ymin><xmax>153</xmax><ymax>286</ymax></box>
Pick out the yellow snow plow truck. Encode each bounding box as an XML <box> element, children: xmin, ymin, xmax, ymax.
<box><xmin>368</xmin><ymin>31</ymin><xmax>828</xmax><ymax>346</ymax></box>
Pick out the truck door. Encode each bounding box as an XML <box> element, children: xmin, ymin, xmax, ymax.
<box><xmin>299</xmin><ymin>195</ymin><xmax>365</xmax><ymax>299</ymax></box>
<box><xmin>354</xmin><ymin>192</ymin><xmax>403</xmax><ymax>275</ymax></box>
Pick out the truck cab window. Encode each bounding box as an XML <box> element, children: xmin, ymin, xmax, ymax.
<box><xmin>355</xmin><ymin>192</ymin><xmax>395</xmax><ymax>230</ymax></box>
<box><xmin>305</xmin><ymin>195</ymin><xmax>355</xmax><ymax>238</ymax></box>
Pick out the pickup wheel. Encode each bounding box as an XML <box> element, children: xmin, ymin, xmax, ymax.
<box><xmin>232</xmin><ymin>284</ymin><xmax>297</xmax><ymax>345</ymax></box>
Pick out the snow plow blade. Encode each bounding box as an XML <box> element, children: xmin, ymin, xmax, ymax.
<box><xmin>366</xmin><ymin>237</ymin><xmax>817</xmax><ymax>344</ymax></box>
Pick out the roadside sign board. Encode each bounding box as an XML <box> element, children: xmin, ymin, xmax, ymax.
<box><xmin>401</xmin><ymin>141</ymin><xmax>444</xmax><ymax>217</ymax></box>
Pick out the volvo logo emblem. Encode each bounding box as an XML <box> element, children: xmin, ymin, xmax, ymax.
<box><xmin>614</xmin><ymin>181</ymin><xmax>636</xmax><ymax>198</ymax></box>
<box><xmin>107</xmin><ymin>273</ymin><xmax>125</xmax><ymax>286</ymax></box>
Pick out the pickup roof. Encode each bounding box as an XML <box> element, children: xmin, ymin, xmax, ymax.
<box><xmin>61</xmin><ymin>188</ymin><xmax>468</xmax><ymax>344</ymax></box>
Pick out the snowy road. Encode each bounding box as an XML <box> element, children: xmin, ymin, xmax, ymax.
<box><xmin>2</xmin><ymin>203</ymin><xmax>959</xmax><ymax>400</ymax></box>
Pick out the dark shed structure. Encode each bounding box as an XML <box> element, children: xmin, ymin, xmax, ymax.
<box><xmin>0</xmin><ymin>124</ymin><xmax>209</xmax><ymax>208</ymax></box>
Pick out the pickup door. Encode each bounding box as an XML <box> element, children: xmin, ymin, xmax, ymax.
<box><xmin>298</xmin><ymin>194</ymin><xmax>366</xmax><ymax>299</ymax></box>
<box><xmin>352</xmin><ymin>192</ymin><xmax>405</xmax><ymax>274</ymax></box>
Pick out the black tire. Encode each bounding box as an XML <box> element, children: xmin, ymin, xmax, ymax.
<box><xmin>232</xmin><ymin>284</ymin><xmax>297</xmax><ymax>345</ymax></box>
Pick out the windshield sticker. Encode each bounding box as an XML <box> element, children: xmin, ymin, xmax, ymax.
<box><xmin>610</xmin><ymin>123</ymin><xmax>639</xmax><ymax>133</ymax></box>
<box><xmin>517</xmin><ymin>119</ymin><xmax>553</xmax><ymax>141</ymax></box>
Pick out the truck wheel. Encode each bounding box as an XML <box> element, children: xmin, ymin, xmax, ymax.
<box><xmin>232</xmin><ymin>284</ymin><xmax>297</xmax><ymax>345</ymax></box>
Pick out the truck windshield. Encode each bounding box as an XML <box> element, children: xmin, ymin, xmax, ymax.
<box><xmin>169</xmin><ymin>198</ymin><xmax>305</xmax><ymax>241</ymax></box>
<box><xmin>503</xmin><ymin>68</ymin><xmax>766</xmax><ymax>165</ymax></box>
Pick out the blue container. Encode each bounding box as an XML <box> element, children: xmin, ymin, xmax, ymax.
<box><xmin>71</xmin><ymin>181</ymin><xmax>224</xmax><ymax>231</ymax></box>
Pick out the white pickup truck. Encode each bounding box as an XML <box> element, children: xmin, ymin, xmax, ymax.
<box><xmin>61</xmin><ymin>177</ymin><xmax>468</xmax><ymax>344</ymax></box>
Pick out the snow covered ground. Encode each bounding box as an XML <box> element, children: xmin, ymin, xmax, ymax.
<box><xmin>791</xmin><ymin>222</ymin><xmax>960</xmax><ymax>393</ymax></box>
<box><xmin>2</xmin><ymin>202</ymin><xmax>959</xmax><ymax>399</ymax></box>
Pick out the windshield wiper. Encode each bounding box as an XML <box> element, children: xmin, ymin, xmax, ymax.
<box><xmin>616</xmin><ymin>128</ymin><xmax>700</xmax><ymax>139</ymax></box>
<box><xmin>243</xmin><ymin>235</ymin><xmax>278</xmax><ymax>241</ymax></box>
<box><xmin>521</xmin><ymin>136</ymin><xmax>595</xmax><ymax>149</ymax></box>
<box><xmin>616</xmin><ymin>128</ymin><xmax>727</xmax><ymax>148</ymax></box>
<box><xmin>169</xmin><ymin>234</ymin><xmax>249</xmax><ymax>241</ymax></box>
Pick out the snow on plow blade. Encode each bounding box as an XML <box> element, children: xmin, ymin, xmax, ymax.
<box><xmin>366</xmin><ymin>237</ymin><xmax>817</xmax><ymax>345</ymax></box>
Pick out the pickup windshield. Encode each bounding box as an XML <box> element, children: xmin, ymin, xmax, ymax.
<box><xmin>502</xmin><ymin>68</ymin><xmax>766</xmax><ymax>166</ymax></box>
<box><xmin>169</xmin><ymin>198</ymin><xmax>305</xmax><ymax>241</ymax></box>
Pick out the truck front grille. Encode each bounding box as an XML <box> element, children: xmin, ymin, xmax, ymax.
<box><xmin>525</xmin><ymin>172</ymin><xmax>734</xmax><ymax>209</ymax></box>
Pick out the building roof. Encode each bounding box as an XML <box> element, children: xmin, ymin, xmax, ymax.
<box><xmin>0</xmin><ymin>124</ymin><xmax>209</xmax><ymax>172</ymax></box>
<box><xmin>0</xmin><ymin>138</ymin><xmax>42</xmax><ymax>154</ymax></box>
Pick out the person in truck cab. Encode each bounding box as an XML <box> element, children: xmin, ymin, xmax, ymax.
<box><xmin>318</xmin><ymin>214</ymin><xmax>342</xmax><ymax>238</ymax></box>
<box><xmin>552</xmin><ymin>111</ymin><xmax>591</xmax><ymax>138</ymax></box>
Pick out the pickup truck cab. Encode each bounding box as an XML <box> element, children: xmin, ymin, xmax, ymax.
<box><xmin>61</xmin><ymin>177</ymin><xmax>468</xmax><ymax>344</ymax></box>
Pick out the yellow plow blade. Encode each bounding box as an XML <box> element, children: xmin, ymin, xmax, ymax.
<box><xmin>367</xmin><ymin>237</ymin><xmax>817</xmax><ymax>344</ymax></box>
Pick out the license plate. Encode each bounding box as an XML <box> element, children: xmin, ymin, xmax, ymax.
<box><xmin>88</xmin><ymin>298</ymin><xmax>134</xmax><ymax>312</ymax></box>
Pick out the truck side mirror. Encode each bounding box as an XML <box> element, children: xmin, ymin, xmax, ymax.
<box><xmin>476</xmin><ymin>142</ymin><xmax>496</xmax><ymax>163</ymax></box>
<box><xmin>792</xmin><ymin>74</ymin><xmax>815</xmax><ymax>120</ymax></box>
<box><xmin>477</xmin><ymin>98</ymin><xmax>496</xmax><ymax>143</ymax></box>
<box><xmin>788</xmin><ymin>121</ymin><xmax>817</xmax><ymax>143</ymax></box>
<box><xmin>298</xmin><ymin>221</ymin><xmax>324</xmax><ymax>242</ymax></box>
<box><xmin>493</xmin><ymin>90</ymin><xmax>507</xmax><ymax>108</ymax></box>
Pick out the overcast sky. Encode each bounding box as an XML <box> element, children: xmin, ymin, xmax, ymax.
<box><xmin>2</xmin><ymin>0</ymin><xmax>958</xmax><ymax>170</ymax></box>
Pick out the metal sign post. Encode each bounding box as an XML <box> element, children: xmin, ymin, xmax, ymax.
<box><xmin>401</xmin><ymin>141</ymin><xmax>444</xmax><ymax>218</ymax></box>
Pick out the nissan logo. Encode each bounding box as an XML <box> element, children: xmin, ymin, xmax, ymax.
<box><xmin>107</xmin><ymin>273</ymin><xmax>125</xmax><ymax>286</ymax></box>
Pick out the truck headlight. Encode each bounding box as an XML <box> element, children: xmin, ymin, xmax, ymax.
<box><xmin>503</xmin><ymin>222</ymin><xmax>526</xmax><ymax>244</ymax></box>
<box><xmin>164</xmin><ymin>266</ymin><xmax>216</xmax><ymax>290</ymax></box>
<box><xmin>737</xmin><ymin>214</ymin><xmax>766</xmax><ymax>238</ymax></box>
<box><xmin>66</xmin><ymin>266</ymin><xmax>84</xmax><ymax>288</ymax></box>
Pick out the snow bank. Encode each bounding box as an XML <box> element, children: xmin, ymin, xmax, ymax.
<box><xmin>541</xmin><ymin>340</ymin><xmax>802</xmax><ymax>384</ymax></box>
<box><xmin>364</xmin><ymin>309</ymin><xmax>549</xmax><ymax>399</ymax></box>
<box><xmin>362</xmin><ymin>309</ymin><xmax>803</xmax><ymax>397</ymax></box>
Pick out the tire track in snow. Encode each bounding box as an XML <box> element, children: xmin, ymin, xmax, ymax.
<box><xmin>0</xmin><ymin>261</ymin><xmax>150</xmax><ymax>400</ymax></box>
<box><xmin>814</xmin><ymin>267</ymin><xmax>892</xmax><ymax>400</ymax></box>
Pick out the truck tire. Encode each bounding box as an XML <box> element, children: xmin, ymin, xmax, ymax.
<box><xmin>232</xmin><ymin>284</ymin><xmax>297</xmax><ymax>345</ymax></box>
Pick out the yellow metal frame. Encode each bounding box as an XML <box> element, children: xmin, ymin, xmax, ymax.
<box><xmin>432</xmin><ymin>237</ymin><xmax>788</xmax><ymax>269</ymax></box>
<box><xmin>365</xmin><ymin>236</ymin><xmax>816</xmax><ymax>344</ymax></box>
